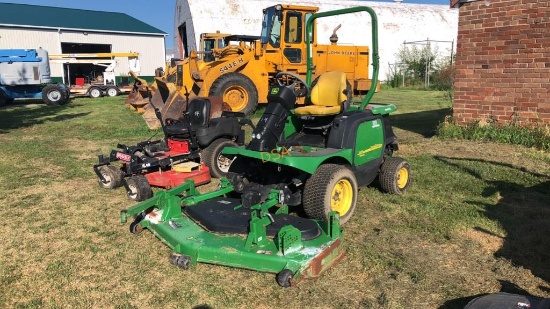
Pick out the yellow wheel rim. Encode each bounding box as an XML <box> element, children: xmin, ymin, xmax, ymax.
<box><xmin>397</xmin><ymin>167</ymin><xmax>409</xmax><ymax>189</ymax></box>
<box><xmin>223</xmin><ymin>85</ymin><xmax>248</xmax><ymax>112</ymax></box>
<box><xmin>330</xmin><ymin>179</ymin><xmax>353</xmax><ymax>216</ymax></box>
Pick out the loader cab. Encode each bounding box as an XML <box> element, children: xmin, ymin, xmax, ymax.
<box><xmin>261</xmin><ymin>5</ymin><xmax>317</xmax><ymax>71</ymax></box>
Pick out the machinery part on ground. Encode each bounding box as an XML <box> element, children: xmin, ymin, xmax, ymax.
<box><xmin>276</xmin><ymin>269</ymin><xmax>294</xmax><ymax>288</ymax></box>
<box><xmin>379</xmin><ymin>157</ymin><xmax>411</xmax><ymax>195</ymax></box>
<box><xmin>201</xmin><ymin>138</ymin><xmax>238</xmax><ymax>178</ymax></box>
<box><xmin>303</xmin><ymin>164</ymin><xmax>358</xmax><ymax>225</ymax></box>
<box><xmin>125</xmin><ymin>175</ymin><xmax>152</xmax><ymax>201</ymax></box>
<box><xmin>97</xmin><ymin>165</ymin><xmax>123</xmax><ymax>189</ymax></box>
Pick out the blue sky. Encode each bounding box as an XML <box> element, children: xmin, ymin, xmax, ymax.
<box><xmin>2</xmin><ymin>0</ymin><xmax>451</xmax><ymax>49</ymax></box>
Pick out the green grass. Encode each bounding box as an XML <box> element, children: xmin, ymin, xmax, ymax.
<box><xmin>0</xmin><ymin>92</ymin><xmax>549</xmax><ymax>308</ymax></box>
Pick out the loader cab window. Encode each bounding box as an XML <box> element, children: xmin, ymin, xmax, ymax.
<box><xmin>260</xmin><ymin>6</ymin><xmax>282</xmax><ymax>48</ymax></box>
<box><xmin>283</xmin><ymin>11</ymin><xmax>302</xmax><ymax>63</ymax></box>
<box><xmin>285</xmin><ymin>12</ymin><xmax>302</xmax><ymax>43</ymax></box>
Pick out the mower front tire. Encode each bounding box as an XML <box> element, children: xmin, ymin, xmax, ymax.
<box><xmin>303</xmin><ymin>164</ymin><xmax>358</xmax><ymax>225</ymax></box>
<box><xmin>276</xmin><ymin>269</ymin><xmax>294</xmax><ymax>288</ymax></box>
<box><xmin>379</xmin><ymin>157</ymin><xmax>411</xmax><ymax>195</ymax></box>
<box><xmin>125</xmin><ymin>175</ymin><xmax>152</xmax><ymax>201</ymax></box>
<box><xmin>97</xmin><ymin>165</ymin><xmax>123</xmax><ymax>189</ymax></box>
<box><xmin>202</xmin><ymin>138</ymin><xmax>238</xmax><ymax>178</ymax></box>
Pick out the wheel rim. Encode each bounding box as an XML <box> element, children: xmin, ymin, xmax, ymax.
<box><xmin>100</xmin><ymin>171</ymin><xmax>112</xmax><ymax>186</ymax></box>
<box><xmin>223</xmin><ymin>85</ymin><xmax>248</xmax><ymax>112</ymax></box>
<box><xmin>216</xmin><ymin>154</ymin><xmax>234</xmax><ymax>173</ymax></box>
<box><xmin>108</xmin><ymin>89</ymin><xmax>117</xmax><ymax>96</ymax></box>
<box><xmin>127</xmin><ymin>183</ymin><xmax>138</xmax><ymax>199</ymax></box>
<box><xmin>397</xmin><ymin>167</ymin><xmax>409</xmax><ymax>189</ymax></box>
<box><xmin>48</xmin><ymin>90</ymin><xmax>61</xmax><ymax>101</ymax></box>
<box><xmin>330</xmin><ymin>179</ymin><xmax>353</xmax><ymax>216</ymax></box>
<box><xmin>91</xmin><ymin>89</ymin><xmax>100</xmax><ymax>97</ymax></box>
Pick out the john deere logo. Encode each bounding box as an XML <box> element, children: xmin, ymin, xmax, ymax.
<box><xmin>271</xmin><ymin>88</ymin><xmax>280</xmax><ymax>94</ymax></box>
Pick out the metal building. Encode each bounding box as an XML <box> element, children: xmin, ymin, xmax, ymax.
<box><xmin>0</xmin><ymin>3</ymin><xmax>166</xmax><ymax>84</ymax></box>
<box><xmin>174</xmin><ymin>0</ymin><xmax>458</xmax><ymax>80</ymax></box>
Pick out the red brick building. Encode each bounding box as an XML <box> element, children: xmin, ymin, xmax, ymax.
<box><xmin>451</xmin><ymin>0</ymin><xmax>550</xmax><ymax>125</ymax></box>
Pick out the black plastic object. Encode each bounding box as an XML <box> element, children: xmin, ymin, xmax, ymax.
<box><xmin>184</xmin><ymin>197</ymin><xmax>321</xmax><ymax>241</ymax></box>
<box><xmin>464</xmin><ymin>292</ymin><xmax>550</xmax><ymax>309</ymax></box>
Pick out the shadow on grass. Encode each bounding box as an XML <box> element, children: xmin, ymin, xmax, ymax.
<box><xmin>435</xmin><ymin>156</ymin><xmax>550</xmax><ymax>306</ymax></box>
<box><xmin>391</xmin><ymin>108</ymin><xmax>452</xmax><ymax>137</ymax></box>
<box><xmin>0</xmin><ymin>103</ymin><xmax>89</xmax><ymax>133</ymax></box>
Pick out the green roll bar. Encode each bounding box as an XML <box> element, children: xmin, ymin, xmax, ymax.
<box><xmin>305</xmin><ymin>6</ymin><xmax>379</xmax><ymax>111</ymax></box>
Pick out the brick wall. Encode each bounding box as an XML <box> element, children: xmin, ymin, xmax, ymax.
<box><xmin>453</xmin><ymin>0</ymin><xmax>550</xmax><ymax>125</ymax></box>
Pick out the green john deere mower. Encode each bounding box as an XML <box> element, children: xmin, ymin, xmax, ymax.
<box><xmin>121</xmin><ymin>6</ymin><xmax>411</xmax><ymax>287</ymax></box>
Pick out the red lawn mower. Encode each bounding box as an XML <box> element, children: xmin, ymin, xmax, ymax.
<box><xmin>93</xmin><ymin>97</ymin><xmax>252</xmax><ymax>201</ymax></box>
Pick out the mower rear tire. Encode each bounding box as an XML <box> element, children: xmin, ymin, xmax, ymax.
<box><xmin>202</xmin><ymin>138</ymin><xmax>238</xmax><ymax>178</ymax></box>
<box><xmin>303</xmin><ymin>164</ymin><xmax>358</xmax><ymax>225</ymax></box>
<box><xmin>97</xmin><ymin>165</ymin><xmax>123</xmax><ymax>189</ymax></box>
<box><xmin>125</xmin><ymin>175</ymin><xmax>152</xmax><ymax>201</ymax></box>
<box><xmin>276</xmin><ymin>269</ymin><xmax>294</xmax><ymax>288</ymax></box>
<box><xmin>379</xmin><ymin>157</ymin><xmax>411</xmax><ymax>195</ymax></box>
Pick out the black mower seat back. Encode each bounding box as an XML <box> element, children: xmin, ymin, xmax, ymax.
<box><xmin>164</xmin><ymin>98</ymin><xmax>212</xmax><ymax>137</ymax></box>
<box><xmin>464</xmin><ymin>292</ymin><xmax>550</xmax><ymax>309</ymax></box>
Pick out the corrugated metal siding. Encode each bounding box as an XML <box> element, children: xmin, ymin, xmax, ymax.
<box><xmin>175</xmin><ymin>0</ymin><xmax>458</xmax><ymax>80</ymax></box>
<box><xmin>0</xmin><ymin>27</ymin><xmax>165</xmax><ymax>79</ymax></box>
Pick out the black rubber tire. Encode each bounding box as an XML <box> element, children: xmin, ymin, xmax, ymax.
<box><xmin>106</xmin><ymin>86</ymin><xmax>119</xmax><ymax>97</ymax></box>
<box><xmin>97</xmin><ymin>165</ymin><xmax>123</xmax><ymax>189</ymax></box>
<box><xmin>125</xmin><ymin>175</ymin><xmax>152</xmax><ymax>201</ymax></box>
<box><xmin>129</xmin><ymin>220</ymin><xmax>143</xmax><ymax>234</ymax></box>
<box><xmin>202</xmin><ymin>138</ymin><xmax>238</xmax><ymax>178</ymax></box>
<box><xmin>88</xmin><ymin>87</ymin><xmax>102</xmax><ymax>98</ymax></box>
<box><xmin>276</xmin><ymin>269</ymin><xmax>294</xmax><ymax>288</ymax></box>
<box><xmin>208</xmin><ymin>72</ymin><xmax>258</xmax><ymax>115</ymax></box>
<box><xmin>303</xmin><ymin>164</ymin><xmax>358</xmax><ymax>225</ymax></box>
<box><xmin>379</xmin><ymin>157</ymin><xmax>411</xmax><ymax>195</ymax></box>
<box><xmin>169</xmin><ymin>253</ymin><xmax>191</xmax><ymax>270</ymax></box>
<box><xmin>41</xmin><ymin>84</ymin><xmax>68</xmax><ymax>106</ymax></box>
<box><xmin>0</xmin><ymin>89</ymin><xmax>10</xmax><ymax>106</ymax></box>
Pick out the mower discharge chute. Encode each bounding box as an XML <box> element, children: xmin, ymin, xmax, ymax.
<box><xmin>121</xmin><ymin>6</ymin><xmax>411</xmax><ymax>286</ymax></box>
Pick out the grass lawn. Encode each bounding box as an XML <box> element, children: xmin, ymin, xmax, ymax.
<box><xmin>0</xmin><ymin>89</ymin><xmax>549</xmax><ymax>308</ymax></box>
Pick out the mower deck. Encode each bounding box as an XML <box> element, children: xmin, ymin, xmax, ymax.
<box><xmin>121</xmin><ymin>179</ymin><xmax>345</xmax><ymax>286</ymax></box>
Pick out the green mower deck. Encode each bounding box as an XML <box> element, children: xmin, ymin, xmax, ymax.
<box><xmin>121</xmin><ymin>179</ymin><xmax>345</xmax><ymax>287</ymax></box>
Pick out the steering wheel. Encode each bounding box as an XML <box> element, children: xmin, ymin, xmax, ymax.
<box><xmin>275</xmin><ymin>72</ymin><xmax>310</xmax><ymax>98</ymax></box>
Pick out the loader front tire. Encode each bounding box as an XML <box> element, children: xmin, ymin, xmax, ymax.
<box><xmin>209</xmin><ymin>73</ymin><xmax>258</xmax><ymax>115</ymax></box>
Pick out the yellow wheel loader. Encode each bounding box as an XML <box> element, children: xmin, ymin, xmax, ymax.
<box><xmin>129</xmin><ymin>4</ymin><xmax>379</xmax><ymax>129</ymax></box>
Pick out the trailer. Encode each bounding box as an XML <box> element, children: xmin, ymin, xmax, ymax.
<box><xmin>0</xmin><ymin>48</ymin><xmax>69</xmax><ymax>106</ymax></box>
<box><xmin>49</xmin><ymin>52</ymin><xmax>139</xmax><ymax>98</ymax></box>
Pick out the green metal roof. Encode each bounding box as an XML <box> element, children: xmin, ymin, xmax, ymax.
<box><xmin>0</xmin><ymin>2</ymin><xmax>166</xmax><ymax>35</ymax></box>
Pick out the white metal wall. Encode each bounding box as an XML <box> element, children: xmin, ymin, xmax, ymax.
<box><xmin>0</xmin><ymin>26</ymin><xmax>165</xmax><ymax>78</ymax></box>
<box><xmin>174</xmin><ymin>0</ymin><xmax>458</xmax><ymax>80</ymax></box>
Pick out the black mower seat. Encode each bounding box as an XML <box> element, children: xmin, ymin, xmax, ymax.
<box><xmin>184</xmin><ymin>197</ymin><xmax>321</xmax><ymax>241</ymax></box>
<box><xmin>164</xmin><ymin>98</ymin><xmax>211</xmax><ymax>137</ymax></box>
<box><xmin>293</xmin><ymin>71</ymin><xmax>348</xmax><ymax>117</ymax></box>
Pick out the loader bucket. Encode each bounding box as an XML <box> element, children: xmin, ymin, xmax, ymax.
<box><xmin>141</xmin><ymin>78</ymin><xmax>231</xmax><ymax>130</ymax></box>
<box><xmin>125</xmin><ymin>72</ymin><xmax>154</xmax><ymax>113</ymax></box>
